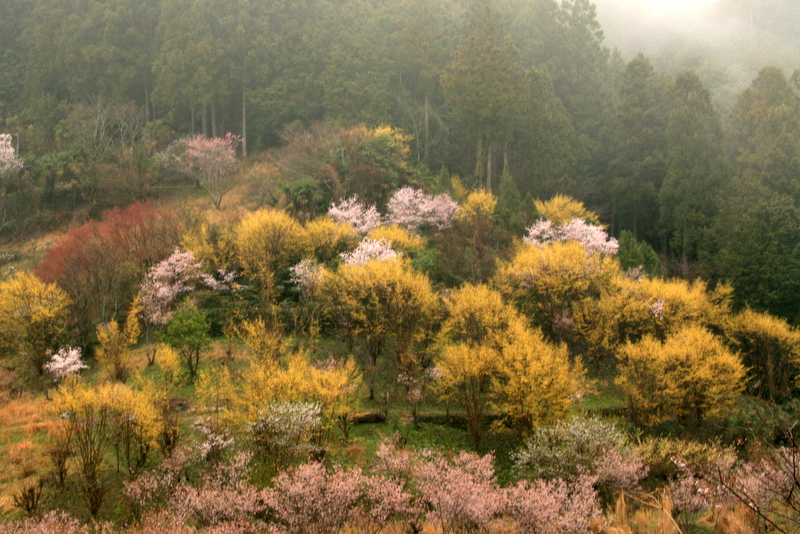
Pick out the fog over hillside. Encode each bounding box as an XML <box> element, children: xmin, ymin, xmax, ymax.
<box><xmin>592</xmin><ymin>0</ymin><xmax>800</xmax><ymax>112</ymax></box>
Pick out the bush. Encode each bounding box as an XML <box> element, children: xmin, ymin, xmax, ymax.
<box><xmin>248</xmin><ymin>401</ymin><xmax>323</xmax><ymax>466</ymax></box>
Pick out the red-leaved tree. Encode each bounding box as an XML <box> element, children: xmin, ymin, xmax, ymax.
<box><xmin>37</xmin><ymin>203</ymin><xmax>181</xmax><ymax>345</ymax></box>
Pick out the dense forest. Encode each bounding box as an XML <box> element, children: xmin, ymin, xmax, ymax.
<box><xmin>1</xmin><ymin>0</ymin><xmax>799</xmax><ymax>322</ymax></box>
<box><xmin>2</xmin><ymin>0</ymin><xmax>800</xmax><ymax>532</ymax></box>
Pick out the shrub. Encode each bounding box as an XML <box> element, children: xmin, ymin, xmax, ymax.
<box><xmin>248</xmin><ymin>401</ymin><xmax>323</xmax><ymax>466</ymax></box>
<box><xmin>513</xmin><ymin>416</ymin><xmax>646</xmax><ymax>502</ymax></box>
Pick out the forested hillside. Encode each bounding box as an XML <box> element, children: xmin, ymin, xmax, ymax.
<box><xmin>1</xmin><ymin>0</ymin><xmax>799</xmax><ymax>321</ymax></box>
<box><xmin>2</xmin><ymin>1</ymin><xmax>800</xmax><ymax>532</ymax></box>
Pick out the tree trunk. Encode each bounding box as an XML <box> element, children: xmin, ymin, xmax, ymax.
<box><xmin>144</xmin><ymin>83</ymin><xmax>151</xmax><ymax>122</ymax></box>
<box><xmin>486</xmin><ymin>141</ymin><xmax>491</xmax><ymax>191</ymax></box>
<box><xmin>211</xmin><ymin>102</ymin><xmax>218</xmax><ymax>138</ymax></box>
<box><xmin>474</xmin><ymin>137</ymin><xmax>485</xmax><ymax>182</ymax></box>
<box><xmin>242</xmin><ymin>86</ymin><xmax>248</xmax><ymax>158</ymax></box>
<box><xmin>202</xmin><ymin>102</ymin><xmax>208</xmax><ymax>137</ymax></box>
<box><xmin>423</xmin><ymin>92</ymin><xmax>430</xmax><ymax>163</ymax></box>
<box><xmin>503</xmin><ymin>141</ymin><xmax>509</xmax><ymax>175</ymax></box>
<box><xmin>682</xmin><ymin>227</ymin><xmax>688</xmax><ymax>278</ymax></box>
<box><xmin>190</xmin><ymin>97</ymin><xmax>196</xmax><ymax>134</ymax></box>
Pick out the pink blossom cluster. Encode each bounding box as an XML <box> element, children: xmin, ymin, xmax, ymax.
<box><xmin>159</xmin><ymin>135</ymin><xmax>239</xmax><ymax>183</ymax></box>
<box><xmin>386</xmin><ymin>187</ymin><xmax>459</xmax><ymax>232</ymax></box>
<box><xmin>524</xmin><ymin>218</ymin><xmax>619</xmax><ymax>255</ymax></box>
<box><xmin>505</xmin><ymin>475</ymin><xmax>600</xmax><ymax>534</ymax></box>
<box><xmin>140</xmin><ymin>248</ymin><xmax>236</xmax><ymax>325</ymax></box>
<box><xmin>0</xmin><ymin>133</ymin><xmax>22</xmax><ymax>176</ymax></box>
<box><xmin>327</xmin><ymin>196</ymin><xmax>382</xmax><ymax>234</ymax></box>
<box><xmin>340</xmin><ymin>238</ymin><xmax>398</xmax><ymax>266</ymax></box>
<box><xmin>289</xmin><ymin>259</ymin><xmax>324</xmax><ymax>295</ymax></box>
<box><xmin>44</xmin><ymin>347</ymin><xmax>88</xmax><ymax>381</ymax></box>
<box><xmin>670</xmin><ymin>447</ymin><xmax>796</xmax><ymax>519</ymax></box>
<box><xmin>182</xmin><ymin>134</ymin><xmax>239</xmax><ymax>183</ymax></box>
<box><xmin>194</xmin><ymin>417</ymin><xmax>236</xmax><ymax>462</ymax></box>
<box><xmin>10</xmin><ymin>442</ymin><xmax>612</xmax><ymax>534</ymax></box>
<box><xmin>264</xmin><ymin>462</ymin><xmax>364</xmax><ymax>534</ymax></box>
<box><xmin>0</xmin><ymin>510</ymin><xmax>88</xmax><ymax>534</ymax></box>
<box><xmin>414</xmin><ymin>450</ymin><xmax>504</xmax><ymax>534</ymax></box>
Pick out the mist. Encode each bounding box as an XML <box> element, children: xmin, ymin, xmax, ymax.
<box><xmin>592</xmin><ymin>0</ymin><xmax>800</xmax><ymax>112</ymax></box>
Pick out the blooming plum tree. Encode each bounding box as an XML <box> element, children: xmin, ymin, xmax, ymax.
<box><xmin>414</xmin><ymin>450</ymin><xmax>503</xmax><ymax>534</ymax></box>
<box><xmin>140</xmin><ymin>248</ymin><xmax>236</xmax><ymax>327</ymax></box>
<box><xmin>340</xmin><ymin>238</ymin><xmax>399</xmax><ymax>266</ymax></box>
<box><xmin>505</xmin><ymin>475</ymin><xmax>601</xmax><ymax>534</ymax></box>
<box><xmin>264</xmin><ymin>462</ymin><xmax>364</xmax><ymax>534</ymax></box>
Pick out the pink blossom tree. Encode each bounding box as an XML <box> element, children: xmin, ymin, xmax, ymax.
<box><xmin>327</xmin><ymin>196</ymin><xmax>382</xmax><ymax>234</ymax></box>
<box><xmin>387</xmin><ymin>187</ymin><xmax>459</xmax><ymax>232</ymax></box>
<box><xmin>263</xmin><ymin>461</ymin><xmax>364</xmax><ymax>534</ymax></box>
<box><xmin>159</xmin><ymin>134</ymin><xmax>240</xmax><ymax>209</ymax></box>
<box><xmin>505</xmin><ymin>475</ymin><xmax>600</xmax><ymax>534</ymax></box>
<box><xmin>414</xmin><ymin>450</ymin><xmax>504</xmax><ymax>534</ymax></box>
<box><xmin>356</xmin><ymin>474</ymin><xmax>419</xmax><ymax>534</ymax></box>
<box><xmin>140</xmin><ymin>248</ymin><xmax>236</xmax><ymax>327</ymax></box>
<box><xmin>524</xmin><ymin>218</ymin><xmax>619</xmax><ymax>255</ymax></box>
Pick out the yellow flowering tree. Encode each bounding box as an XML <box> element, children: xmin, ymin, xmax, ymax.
<box><xmin>495</xmin><ymin>240</ymin><xmax>618</xmax><ymax>342</ymax></box>
<box><xmin>0</xmin><ymin>271</ymin><xmax>71</xmax><ymax>374</ymax></box>
<box><xmin>95</xmin><ymin>296</ymin><xmax>142</xmax><ymax>382</ymax></box>
<box><xmin>534</xmin><ymin>194</ymin><xmax>600</xmax><ymax>224</ymax></box>
<box><xmin>235</xmin><ymin>209</ymin><xmax>310</xmax><ymax>299</ymax></box>
<box><xmin>725</xmin><ymin>309</ymin><xmax>800</xmax><ymax>400</ymax></box>
<box><xmin>616</xmin><ymin>325</ymin><xmax>746</xmax><ymax>426</ymax></box>
<box><xmin>497</xmin><ymin>328</ymin><xmax>583</xmax><ymax>436</ymax></box>
<box><xmin>434</xmin><ymin>284</ymin><xmax>581</xmax><ymax>443</ymax></box>
<box><xmin>322</xmin><ymin>258</ymin><xmax>438</xmax><ymax>398</ymax></box>
<box><xmin>574</xmin><ymin>275</ymin><xmax>732</xmax><ymax>364</ymax></box>
<box><xmin>52</xmin><ymin>379</ymin><xmax>163</xmax><ymax>515</ymax></box>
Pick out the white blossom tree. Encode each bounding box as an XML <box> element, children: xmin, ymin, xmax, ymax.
<box><xmin>524</xmin><ymin>218</ymin><xmax>619</xmax><ymax>255</ymax></box>
<box><xmin>328</xmin><ymin>196</ymin><xmax>382</xmax><ymax>234</ymax></box>
<box><xmin>44</xmin><ymin>347</ymin><xmax>88</xmax><ymax>382</ymax></box>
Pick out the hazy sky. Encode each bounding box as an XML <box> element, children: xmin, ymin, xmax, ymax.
<box><xmin>590</xmin><ymin>0</ymin><xmax>792</xmax><ymax>111</ymax></box>
<box><xmin>592</xmin><ymin>0</ymin><xmax>727</xmax><ymax>57</ymax></box>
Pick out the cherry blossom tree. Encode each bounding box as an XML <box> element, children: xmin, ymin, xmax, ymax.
<box><xmin>387</xmin><ymin>187</ymin><xmax>459</xmax><ymax>232</ymax></box>
<box><xmin>327</xmin><ymin>196</ymin><xmax>382</xmax><ymax>234</ymax></box>
<box><xmin>505</xmin><ymin>475</ymin><xmax>601</xmax><ymax>534</ymax></box>
<box><xmin>289</xmin><ymin>259</ymin><xmax>325</xmax><ymax>297</ymax></box>
<box><xmin>140</xmin><ymin>248</ymin><xmax>236</xmax><ymax>327</ymax></box>
<box><xmin>414</xmin><ymin>451</ymin><xmax>504</xmax><ymax>534</ymax></box>
<box><xmin>524</xmin><ymin>218</ymin><xmax>619</xmax><ymax>255</ymax></box>
<box><xmin>159</xmin><ymin>134</ymin><xmax>240</xmax><ymax>209</ymax></box>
